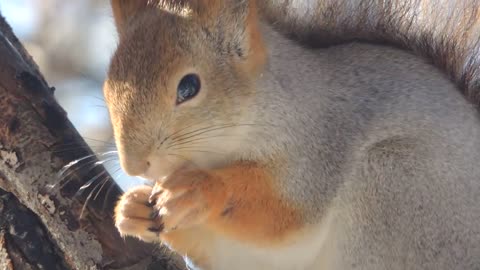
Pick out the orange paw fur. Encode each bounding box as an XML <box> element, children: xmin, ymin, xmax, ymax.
<box><xmin>150</xmin><ymin>166</ymin><xmax>229</xmax><ymax>233</ymax></box>
<box><xmin>152</xmin><ymin>162</ymin><xmax>304</xmax><ymax>248</ymax></box>
<box><xmin>114</xmin><ymin>185</ymin><xmax>163</xmax><ymax>243</ymax></box>
<box><xmin>115</xmin><ymin>161</ymin><xmax>304</xmax><ymax>257</ymax></box>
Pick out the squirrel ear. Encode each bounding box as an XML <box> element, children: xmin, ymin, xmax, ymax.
<box><xmin>111</xmin><ymin>0</ymin><xmax>156</xmax><ymax>34</ymax></box>
<box><xmin>225</xmin><ymin>0</ymin><xmax>266</xmax><ymax>75</ymax></box>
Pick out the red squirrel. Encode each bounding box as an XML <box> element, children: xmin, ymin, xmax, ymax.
<box><xmin>106</xmin><ymin>1</ymin><xmax>480</xmax><ymax>269</ymax></box>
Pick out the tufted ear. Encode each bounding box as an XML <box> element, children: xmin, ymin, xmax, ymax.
<box><xmin>111</xmin><ymin>0</ymin><xmax>158</xmax><ymax>34</ymax></box>
<box><xmin>220</xmin><ymin>0</ymin><xmax>266</xmax><ymax>75</ymax></box>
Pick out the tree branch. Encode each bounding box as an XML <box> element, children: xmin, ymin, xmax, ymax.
<box><xmin>0</xmin><ymin>13</ymin><xmax>182</xmax><ymax>270</ymax></box>
<box><xmin>0</xmin><ymin>189</ymin><xmax>70</xmax><ymax>269</ymax></box>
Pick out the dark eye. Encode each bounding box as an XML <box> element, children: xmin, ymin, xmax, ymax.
<box><xmin>177</xmin><ymin>74</ymin><xmax>201</xmax><ymax>104</ymax></box>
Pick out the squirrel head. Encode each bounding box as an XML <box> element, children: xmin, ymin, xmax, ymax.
<box><xmin>104</xmin><ymin>0</ymin><xmax>266</xmax><ymax>180</ymax></box>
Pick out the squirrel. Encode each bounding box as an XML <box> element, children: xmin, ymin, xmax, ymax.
<box><xmin>106</xmin><ymin>0</ymin><xmax>480</xmax><ymax>269</ymax></box>
<box><xmin>258</xmin><ymin>0</ymin><xmax>480</xmax><ymax>106</ymax></box>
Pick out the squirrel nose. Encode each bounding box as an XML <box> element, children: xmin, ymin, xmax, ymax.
<box><xmin>121</xmin><ymin>158</ymin><xmax>150</xmax><ymax>177</ymax></box>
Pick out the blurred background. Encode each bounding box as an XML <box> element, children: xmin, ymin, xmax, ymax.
<box><xmin>0</xmin><ymin>0</ymin><xmax>143</xmax><ymax>191</ymax></box>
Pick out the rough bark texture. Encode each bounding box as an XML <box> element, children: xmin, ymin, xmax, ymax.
<box><xmin>0</xmin><ymin>13</ymin><xmax>182</xmax><ymax>270</ymax></box>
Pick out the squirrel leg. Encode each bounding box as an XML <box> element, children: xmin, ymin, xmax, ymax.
<box><xmin>152</xmin><ymin>162</ymin><xmax>304</xmax><ymax>248</ymax></box>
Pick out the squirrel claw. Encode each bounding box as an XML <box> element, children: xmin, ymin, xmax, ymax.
<box><xmin>149</xmin><ymin>186</ymin><xmax>164</xmax><ymax>205</ymax></box>
<box><xmin>147</xmin><ymin>223</ymin><xmax>165</xmax><ymax>234</ymax></box>
<box><xmin>150</xmin><ymin>210</ymin><xmax>160</xmax><ymax>219</ymax></box>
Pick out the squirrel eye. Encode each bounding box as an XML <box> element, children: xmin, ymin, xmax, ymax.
<box><xmin>177</xmin><ymin>74</ymin><xmax>201</xmax><ymax>104</ymax></box>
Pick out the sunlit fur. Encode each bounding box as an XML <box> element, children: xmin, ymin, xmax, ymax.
<box><xmin>260</xmin><ymin>0</ymin><xmax>480</xmax><ymax>105</ymax></box>
<box><xmin>106</xmin><ymin>0</ymin><xmax>266</xmax><ymax>179</ymax></box>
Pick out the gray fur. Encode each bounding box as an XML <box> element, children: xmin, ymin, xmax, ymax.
<box><xmin>260</xmin><ymin>0</ymin><xmax>480</xmax><ymax>106</ymax></box>
<box><xmin>106</xmin><ymin>2</ymin><xmax>480</xmax><ymax>268</ymax></box>
<box><xmin>241</xmin><ymin>25</ymin><xmax>480</xmax><ymax>269</ymax></box>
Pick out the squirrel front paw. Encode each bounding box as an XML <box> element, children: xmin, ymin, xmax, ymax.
<box><xmin>114</xmin><ymin>185</ymin><xmax>164</xmax><ymax>242</ymax></box>
<box><xmin>150</xmin><ymin>168</ymin><xmax>228</xmax><ymax>233</ymax></box>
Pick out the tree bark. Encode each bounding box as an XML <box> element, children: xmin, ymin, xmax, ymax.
<box><xmin>0</xmin><ymin>13</ymin><xmax>182</xmax><ymax>270</ymax></box>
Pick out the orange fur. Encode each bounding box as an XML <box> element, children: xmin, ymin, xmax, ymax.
<box><xmin>205</xmin><ymin>162</ymin><xmax>302</xmax><ymax>245</ymax></box>
<box><xmin>114</xmin><ymin>162</ymin><xmax>304</xmax><ymax>268</ymax></box>
<box><xmin>105</xmin><ymin>0</ymin><xmax>268</xmax><ymax>178</ymax></box>
<box><xmin>157</xmin><ymin>162</ymin><xmax>304</xmax><ymax>248</ymax></box>
<box><xmin>114</xmin><ymin>185</ymin><xmax>163</xmax><ymax>243</ymax></box>
<box><xmin>111</xmin><ymin>0</ymin><xmax>151</xmax><ymax>34</ymax></box>
<box><xmin>150</xmin><ymin>161</ymin><xmax>304</xmax><ymax>268</ymax></box>
<box><xmin>241</xmin><ymin>0</ymin><xmax>267</xmax><ymax>75</ymax></box>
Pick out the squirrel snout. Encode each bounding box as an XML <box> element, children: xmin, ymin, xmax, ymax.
<box><xmin>120</xmin><ymin>153</ymin><xmax>184</xmax><ymax>182</ymax></box>
<box><xmin>120</xmin><ymin>157</ymin><xmax>150</xmax><ymax>177</ymax></box>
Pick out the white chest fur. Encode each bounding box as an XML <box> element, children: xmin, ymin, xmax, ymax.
<box><xmin>186</xmin><ymin>210</ymin><xmax>338</xmax><ymax>270</ymax></box>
